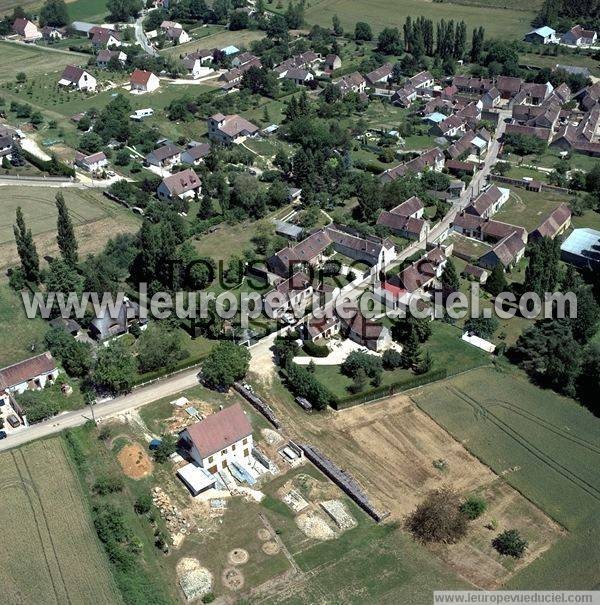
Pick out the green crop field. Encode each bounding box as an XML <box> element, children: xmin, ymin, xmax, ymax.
<box><xmin>0</xmin><ymin>42</ymin><xmax>87</xmax><ymax>83</ymax></box>
<box><xmin>0</xmin><ymin>438</ymin><xmax>121</xmax><ymax>604</ymax></box>
<box><xmin>66</xmin><ymin>0</ymin><xmax>108</xmax><ymax>23</ymax></box>
<box><xmin>0</xmin><ymin>186</ymin><xmax>141</xmax><ymax>269</ymax></box>
<box><xmin>272</xmin><ymin>0</ymin><xmax>537</xmax><ymax>40</ymax></box>
<box><xmin>413</xmin><ymin>366</ymin><xmax>600</xmax><ymax>589</ymax></box>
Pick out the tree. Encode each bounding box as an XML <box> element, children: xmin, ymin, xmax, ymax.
<box><xmin>354</xmin><ymin>21</ymin><xmax>372</xmax><ymax>41</ymax></box>
<box><xmin>91</xmin><ymin>340</ymin><xmax>137</xmax><ymax>394</ymax></box>
<box><xmin>115</xmin><ymin>149</ymin><xmax>130</xmax><ymax>166</ymax></box>
<box><xmin>106</xmin><ymin>0</ymin><xmax>143</xmax><ymax>21</ymax></box>
<box><xmin>416</xmin><ymin>350</ymin><xmax>433</xmax><ymax>375</ymax></box>
<box><xmin>13</xmin><ymin>207</ymin><xmax>40</xmax><ymax>283</ymax></box>
<box><xmin>341</xmin><ymin>351</ymin><xmax>382</xmax><ymax>384</ymax></box>
<box><xmin>453</xmin><ymin>21</ymin><xmax>467</xmax><ymax>59</ymax></box>
<box><xmin>229</xmin><ymin>10</ymin><xmax>249</xmax><ymax>30</ymax></box>
<box><xmin>511</xmin><ymin>321</ymin><xmax>581</xmax><ymax>397</ymax></box>
<box><xmin>441</xmin><ymin>258</ymin><xmax>460</xmax><ymax>291</ymax></box>
<box><xmin>524</xmin><ymin>237</ymin><xmax>560</xmax><ymax>297</ymax></box>
<box><xmin>153</xmin><ymin>433</ymin><xmax>177</xmax><ymax>463</ymax></box>
<box><xmin>460</xmin><ymin>495</ymin><xmax>487</xmax><ymax>520</ymax></box>
<box><xmin>134</xmin><ymin>493</ymin><xmax>153</xmax><ymax>514</ymax></box>
<box><xmin>382</xmin><ymin>348</ymin><xmax>402</xmax><ymax>369</ymax></box>
<box><xmin>392</xmin><ymin>316</ymin><xmax>431</xmax><ymax>344</ymax></box>
<box><xmin>470</xmin><ymin>26</ymin><xmax>485</xmax><ymax>63</ymax></box>
<box><xmin>332</xmin><ymin>14</ymin><xmax>343</xmax><ymax>36</ymax></box>
<box><xmin>201</xmin><ymin>341</ymin><xmax>250</xmax><ymax>389</ymax></box>
<box><xmin>266</xmin><ymin>14</ymin><xmax>289</xmax><ymax>41</ymax></box>
<box><xmin>349</xmin><ymin>367</ymin><xmax>368</xmax><ymax>393</ymax></box>
<box><xmin>39</xmin><ymin>0</ymin><xmax>69</xmax><ymax>26</ymax></box>
<box><xmin>55</xmin><ymin>191</ymin><xmax>79</xmax><ymax>267</ymax></box>
<box><xmin>400</xmin><ymin>331</ymin><xmax>421</xmax><ymax>369</ymax></box>
<box><xmin>94</xmin><ymin>475</ymin><xmax>124</xmax><ymax>495</ymax></box>
<box><xmin>45</xmin><ymin>327</ymin><xmax>92</xmax><ymax>377</ymax></box>
<box><xmin>464</xmin><ymin>317</ymin><xmax>499</xmax><ymax>340</ymax></box>
<box><xmin>406</xmin><ymin>487</ymin><xmax>469</xmax><ymax>543</ymax></box>
<box><xmin>137</xmin><ymin>324</ymin><xmax>185</xmax><ymax>373</ymax></box>
<box><xmin>493</xmin><ymin>529</ymin><xmax>527</xmax><ymax>558</ymax></box>
<box><xmin>377</xmin><ymin>27</ymin><xmax>403</xmax><ymax>54</ymax></box>
<box><xmin>285</xmin><ymin>362</ymin><xmax>332</xmax><ymax>410</ymax></box>
<box><xmin>578</xmin><ymin>343</ymin><xmax>600</xmax><ymax>415</ymax></box>
<box><xmin>486</xmin><ymin>263</ymin><xmax>507</xmax><ymax>297</ymax></box>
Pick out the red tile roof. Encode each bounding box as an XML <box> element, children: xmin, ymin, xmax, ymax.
<box><xmin>184</xmin><ymin>403</ymin><xmax>252</xmax><ymax>459</ymax></box>
<box><xmin>0</xmin><ymin>352</ymin><xmax>56</xmax><ymax>390</ymax></box>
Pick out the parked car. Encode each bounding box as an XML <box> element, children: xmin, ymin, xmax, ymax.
<box><xmin>7</xmin><ymin>414</ymin><xmax>20</xmax><ymax>428</ymax></box>
<box><xmin>0</xmin><ymin>430</ymin><xmax>7</xmax><ymax>439</ymax></box>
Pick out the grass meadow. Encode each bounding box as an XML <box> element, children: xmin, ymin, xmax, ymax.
<box><xmin>0</xmin><ymin>438</ymin><xmax>121</xmax><ymax>604</ymax></box>
<box><xmin>271</xmin><ymin>0</ymin><xmax>537</xmax><ymax>40</ymax></box>
<box><xmin>414</xmin><ymin>365</ymin><xmax>600</xmax><ymax>590</ymax></box>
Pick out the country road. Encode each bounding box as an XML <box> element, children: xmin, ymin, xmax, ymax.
<box><xmin>0</xmin><ymin>367</ymin><xmax>201</xmax><ymax>452</ymax></box>
<box><xmin>134</xmin><ymin>16</ymin><xmax>158</xmax><ymax>57</ymax></box>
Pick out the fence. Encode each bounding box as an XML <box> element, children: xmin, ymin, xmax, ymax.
<box><xmin>331</xmin><ymin>368</ymin><xmax>448</xmax><ymax>410</ymax></box>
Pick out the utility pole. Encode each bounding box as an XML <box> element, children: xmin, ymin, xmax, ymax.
<box><xmin>85</xmin><ymin>390</ymin><xmax>97</xmax><ymax>425</ymax></box>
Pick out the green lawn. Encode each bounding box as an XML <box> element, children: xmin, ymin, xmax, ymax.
<box><xmin>312</xmin><ymin>321</ymin><xmax>490</xmax><ymax>398</ymax></box>
<box><xmin>0</xmin><ymin>283</ymin><xmax>49</xmax><ymax>367</ymax></box>
<box><xmin>414</xmin><ymin>365</ymin><xmax>600</xmax><ymax>590</ymax></box>
<box><xmin>161</xmin><ymin>27</ymin><xmax>266</xmax><ymax>57</ymax></box>
<box><xmin>520</xmin><ymin>51</ymin><xmax>600</xmax><ymax>78</ymax></box>
<box><xmin>495</xmin><ymin>189</ymin><xmax>575</xmax><ymax>232</ymax></box>
<box><xmin>66</xmin><ymin>0</ymin><xmax>108</xmax><ymax>23</ymax></box>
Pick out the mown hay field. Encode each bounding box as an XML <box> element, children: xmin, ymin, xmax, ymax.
<box><xmin>0</xmin><ymin>438</ymin><xmax>122</xmax><ymax>604</ymax></box>
<box><xmin>0</xmin><ymin>186</ymin><xmax>140</xmax><ymax>269</ymax></box>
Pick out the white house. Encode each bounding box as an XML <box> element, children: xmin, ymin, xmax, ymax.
<box><xmin>0</xmin><ymin>352</ymin><xmax>59</xmax><ymax>406</ymax></box>
<box><xmin>58</xmin><ymin>65</ymin><xmax>97</xmax><ymax>91</ymax></box>
<box><xmin>130</xmin><ymin>69</ymin><xmax>160</xmax><ymax>93</ymax></box>
<box><xmin>157</xmin><ymin>168</ymin><xmax>201</xmax><ymax>200</ymax></box>
<box><xmin>180</xmin><ymin>403</ymin><xmax>253</xmax><ymax>474</ymax></box>
<box><xmin>562</xmin><ymin>25</ymin><xmax>597</xmax><ymax>47</ymax></box>
<box><xmin>13</xmin><ymin>18</ymin><xmax>42</xmax><ymax>41</ymax></box>
<box><xmin>145</xmin><ymin>143</ymin><xmax>181</xmax><ymax>168</ymax></box>
<box><xmin>96</xmin><ymin>49</ymin><xmax>127</xmax><ymax>68</ymax></box>
<box><xmin>164</xmin><ymin>26</ymin><xmax>190</xmax><ymax>44</ymax></box>
<box><xmin>74</xmin><ymin>150</ymin><xmax>108</xmax><ymax>172</ymax></box>
<box><xmin>207</xmin><ymin>113</ymin><xmax>259</xmax><ymax>144</ymax></box>
<box><xmin>182</xmin><ymin>56</ymin><xmax>213</xmax><ymax>79</ymax></box>
<box><xmin>264</xmin><ymin>272</ymin><xmax>313</xmax><ymax>319</ymax></box>
<box><xmin>181</xmin><ymin>142</ymin><xmax>210</xmax><ymax>165</ymax></box>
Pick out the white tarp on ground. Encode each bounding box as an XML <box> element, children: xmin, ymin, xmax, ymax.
<box><xmin>461</xmin><ymin>332</ymin><xmax>496</xmax><ymax>353</ymax></box>
<box><xmin>177</xmin><ymin>463</ymin><xmax>216</xmax><ymax>495</ymax></box>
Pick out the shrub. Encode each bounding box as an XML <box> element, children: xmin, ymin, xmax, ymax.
<box><xmin>93</xmin><ymin>475</ymin><xmax>124</xmax><ymax>495</ymax></box>
<box><xmin>382</xmin><ymin>349</ymin><xmax>402</xmax><ymax>369</ymax></box>
<box><xmin>405</xmin><ymin>487</ymin><xmax>468</xmax><ymax>543</ymax></box>
<box><xmin>153</xmin><ymin>433</ymin><xmax>177</xmax><ymax>463</ymax></box>
<box><xmin>303</xmin><ymin>340</ymin><xmax>330</xmax><ymax>357</ymax></box>
<box><xmin>492</xmin><ymin>529</ymin><xmax>528</xmax><ymax>558</ymax></box>
<box><xmin>134</xmin><ymin>493</ymin><xmax>153</xmax><ymax>515</ymax></box>
<box><xmin>460</xmin><ymin>495</ymin><xmax>487</xmax><ymax>520</ymax></box>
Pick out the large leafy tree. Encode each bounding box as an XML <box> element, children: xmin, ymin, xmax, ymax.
<box><xmin>511</xmin><ymin>321</ymin><xmax>581</xmax><ymax>397</ymax></box>
<box><xmin>92</xmin><ymin>340</ymin><xmax>137</xmax><ymax>394</ymax></box>
<box><xmin>201</xmin><ymin>341</ymin><xmax>250</xmax><ymax>389</ymax></box>
<box><xmin>39</xmin><ymin>0</ymin><xmax>69</xmax><ymax>26</ymax></box>
<box><xmin>137</xmin><ymin>324</ymin><xmax>185</xmax><ymax>373</ymax></box>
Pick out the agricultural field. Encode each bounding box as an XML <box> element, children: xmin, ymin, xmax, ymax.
<box><xmin>0</xmin><ymin>438</ymin><xmax>121</xmax><ymax>605</ymax></box>
<box><xmin>66</xmin><ymin>0</ymin><xmax>108</xmax><ymax>23</ymax></box>
<box><xmin>272</xmin><ymin>0</ymin><xmax>537</xmax><ymax>40</ymax></box>
<box><xmin>0</xmin><ymin>185</ymin><xmax>141</xmax><ymax>269</ymax></box>
<box><xmin>414</xmin><ymin>365</ymin><xmax>600</xmax><ymax>589</ymax></box>
<box><xmin>0</xmin><ymin>41</ymin><xmax>86</xmax><ymax>84</ymax></box>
